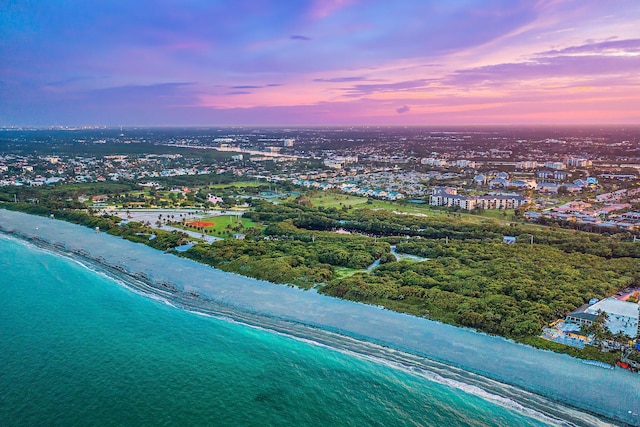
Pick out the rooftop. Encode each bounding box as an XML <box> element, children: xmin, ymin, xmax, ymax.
<box><xmin>586</xmin><ymin>298</ymin><xmax>640</xmax><ymax>319</ymax></box>
<box><xmin>586</xmin><ymin>297</ymin><xmax>639</xmax><ymax>337</ymax></box>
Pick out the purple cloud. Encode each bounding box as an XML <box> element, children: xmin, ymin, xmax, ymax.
<box><xmin>342</xmin><ymin>79</ymin><xmax>433</xmax><ymax>96</ymax></box>
<box><xmin>290</xmin><ymin>35</ymin><xmax>312</xmax><ymax>41</ymax></box>
<box><xmin>396</xmin><ymin>105</ymin><xmax>410</xmax><ymax>114</ymax></box>
<box><xmin>314</xmin><ymin>76</ymin><xmax>368</xmax><ymax>83</ymax></box>
<box><xmin>228</xmin><ymin>84</ymin><xmax>282</xmax><ymax>91</ymax></box>
<box><xmin>447</xmin><ymin>54</ymin><xmax>640</xmax><ymax>88</ymax></box>
<box><xmin>541</xmin><ymin>38</ymin><xmax>640</xmax><ymax>56</ymax></box>
<box><xmin>436</xmin><ymin>38</ymin><xmax>640</xmax><ymax>90</ymax></box>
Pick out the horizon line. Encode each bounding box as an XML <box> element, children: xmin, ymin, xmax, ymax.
<box><xmin>2</xmin><ymin>123</ymin><xmax>640</xmax><ymax>130</ymax></box>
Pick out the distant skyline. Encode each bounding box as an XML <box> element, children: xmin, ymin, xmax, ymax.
<box><xmin>1</xmin><ymin>1</ymin><xmax>639</xmax><ymax>127</ymax></box>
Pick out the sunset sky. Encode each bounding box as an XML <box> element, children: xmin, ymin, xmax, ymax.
<box><xmin>1</xmin><ymin>0</ymin><xmax>639</xmax><ymax>126</ymax></box>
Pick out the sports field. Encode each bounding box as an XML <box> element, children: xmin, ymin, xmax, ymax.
<box><xmin>181</xmin><ymin>214</ymin><xmax>261</xmax><ymax>237</ymax></box>
<box><xmin>186</xmin><ymin>221</ymin><xmax>216</xmax><ymax>228</ymax></box>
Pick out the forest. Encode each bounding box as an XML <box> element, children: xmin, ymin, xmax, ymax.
<box><xmin>322</xmin><ymin>240</ymin><xmax>637</xmax><ymax>337</ymax></box>
<box><xmin>3</xmin><ymin>186</ymin><xmax>639</xmax><ymax>346</ymax></box>
<box><xmin>201</xmin><ymin>200</ymin><xmax>640</xmax><ymax>340</ymax></box>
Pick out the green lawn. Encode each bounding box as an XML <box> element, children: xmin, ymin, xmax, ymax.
<box><xmin>309</xmin><ymin>194</ymin><xmax>369</xmax><ymax>208</ymax></box>
<box><xmin>368</xmin><ymin>199</ymin><xmax>436</xmax><ymax>214</ymax></box>
<box><xmin>334</xmin><ymin>267</ymin><xmax>362</xmax><ymax>278</ymax></box>
<box><xmin>475</xmin><ymin>208</ymin><xmax>515</xmax><ymax>220</ymax></box>
<box><xmin>366</xmin><ymin>200</ymin><xmax>518</xmax><ymax>224</ymax></box>
<box><xmin>367</xmin><ymin>199</ymin><xmax>458</xmax><ymax>219</ymax></box>
<box><xmin>306</xmin><ymin>193</ymin><xmax>515</xmax><ymax>224</ymax></box>
<box><xmin>179</xmin><ymin>214</ymin><xmax>261</xmax><ymax>238</ymax></box>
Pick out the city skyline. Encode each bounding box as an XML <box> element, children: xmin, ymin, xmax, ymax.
<box><xmin>1</xmin><ymin>0</ymin><xmax>639</xmax><ymax>126</ymax></box>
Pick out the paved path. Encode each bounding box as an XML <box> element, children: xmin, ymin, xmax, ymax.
<box><xmin>158</xmin><ymin>224</ymin><xmax>223</xmax><ymax>243</ymax></box>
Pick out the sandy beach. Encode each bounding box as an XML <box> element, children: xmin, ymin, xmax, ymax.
<box><xmin>0</xmin><ymin>209</ymin><xmax>638</xmax><ymax>426</ymax></box>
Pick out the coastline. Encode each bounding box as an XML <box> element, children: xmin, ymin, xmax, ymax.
<box><xmin>0</xmin><ymin>209</ymin><xmax>637</xmax><ymax>426</ymax></box>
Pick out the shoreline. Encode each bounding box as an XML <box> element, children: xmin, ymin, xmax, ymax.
<box><xmin>1</xmin><ymin>232</ymin><xmax>592</xmax><ymax>427</ymax></box>
<box><xmin>0</xmin><ymin>209</ymin><xmax>637</xmax><ymax>426</ymax></box>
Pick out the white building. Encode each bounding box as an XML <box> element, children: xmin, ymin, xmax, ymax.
<box><xmin>586</xmin><ymin>298</ymin><xmax>639</xmax><ymax>338</ymax></box>
<box><xmin>430</xmin><ymin>189</ymin><xmax>529</xmax><ymax>210</ymax></box>
<box><xmin>336</xmin><ymin>155</ymin><xmax>358</xmax><ymax>164</ymax></box>
<box><xmin>421</xmin><ymin>158</ymin><xmax>448</xmax><ymax>167</ymax></box>
<box><xmin>324</xmin><ymin>156</ymin><xmax>358</xmax><ymax>169</ymax></box>
<box><xmin>516</xmin><ymin>161</ymin><xmax>538</xmax><ymax>170</ymax></box>
<box><xmin>450</xmin><ymin>159</ymin><xmax>476</xmax><ymax>168</ymax></box>
<box><xmin>567</xmin><ymin>158</ymin><xmax>592</xmax><ymax>168</ymax></box>
<box><xmin>324</xmin><ymin>160</ymin><xmax>343</xmax><ymax>169</ymax></box>
<box><xmin>206</xmin><ymin>194</ymin><xmax>224</xmax><ymax>204</ymax></box>
<box><xmin>544</xmin><ymin>161</ymin><xmax>566</xmax><ymax>170</ymax></box>
<box><xmin>430</xmin><ymin>193</ymin><xmax>476</xmax><ymax>210</ymax></box>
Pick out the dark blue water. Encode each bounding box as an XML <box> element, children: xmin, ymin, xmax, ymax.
<box><xmin>0</xmin><ymin>236</ymin><xmax>553</xmax><ymax>426</ymax></box>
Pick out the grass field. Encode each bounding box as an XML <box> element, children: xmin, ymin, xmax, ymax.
<box><xmin>478</xmin><ymin>208</ymin><xmax>515</xmax><ymax>221</ymax></box>
<box><xmin>368</xmin><ymin>199</ymin><xmax>443</xmax><ymax>215</ymax></box>
<box><xmin>306</xmin><ymin>192</ymin><xmax>518</xmax><ymax>224</ymax></box>
<box><xmin>308</xmin><ymin>194</ymin><xmax>369</xmax><ymax>208</ymax></box>
<box><xmin>180</xmin><ymin>214</ymin><xmax>261</xmax><ymax>238</ymax></box>
<box><xmin>334</xmin><ymin>267</ymin><xmax>362</xmax><ymax>279</ymax></box>
<box><xmin>307</xmin><ymin>195</ymin><xmax>448</xmax><ymax>217</ymax></box>
<box><xmin>367</xmin><ymin>200</ymin><xmax>518</xmax><ymax>224</ymax></box>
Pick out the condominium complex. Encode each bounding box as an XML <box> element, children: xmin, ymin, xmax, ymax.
<box><xmin>429</xmin><ymin>188</ymin><xmax>530</xmax><ymax>210</ymax></box>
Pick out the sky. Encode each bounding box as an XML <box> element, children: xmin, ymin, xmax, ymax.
<box><xmin>1</xmin><ymin>0</ymin><xmax>639</xmax><ymax>126</ymax></box>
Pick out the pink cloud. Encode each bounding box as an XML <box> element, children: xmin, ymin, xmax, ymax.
<box><xmin>308</xmin><ymin>0</ymin><xmax>356</xmax><ymax>19</ymax></box>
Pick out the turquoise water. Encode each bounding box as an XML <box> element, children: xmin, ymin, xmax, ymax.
<box><xmin>0</xmin><ymin>236</ymin><xmax>552</xmax><ymax>426</ymax></box>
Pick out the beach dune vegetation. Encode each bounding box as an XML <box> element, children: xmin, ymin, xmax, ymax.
<box><xmin>4</xmin><ymin>187</ymin><xmax>640</xmax><ymax>349</ymax></box>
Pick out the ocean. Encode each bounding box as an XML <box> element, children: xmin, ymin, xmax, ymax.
<box><xmin>0</xmin><ymin>235</ymin><xmax>553</xmax><ymax>426</ymax></box>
